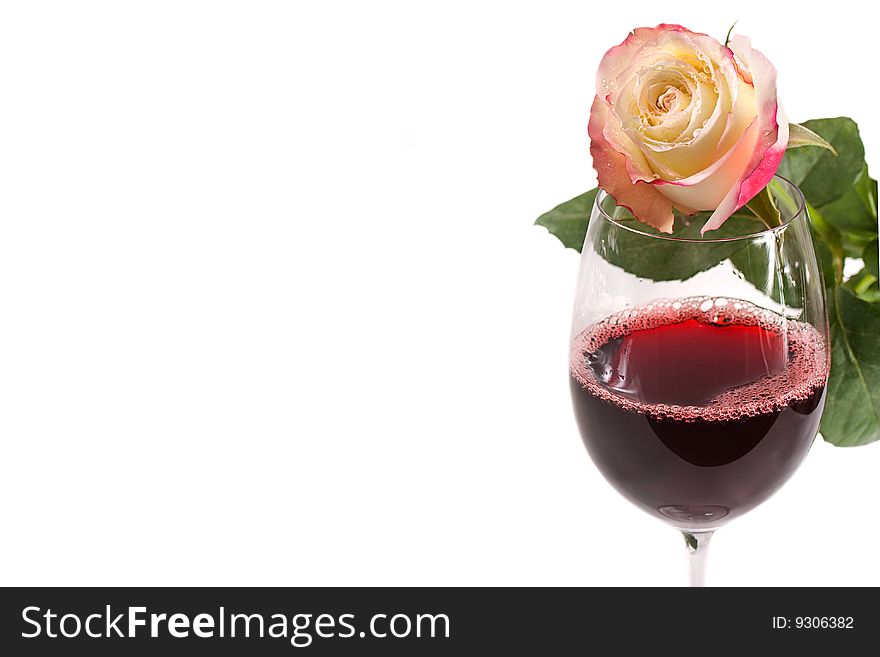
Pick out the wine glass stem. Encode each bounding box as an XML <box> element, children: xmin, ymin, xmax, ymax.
<box><xmin>683</xmin><ymin>531</ymin><xmax>714</xmax><ymax>587</ymax></box>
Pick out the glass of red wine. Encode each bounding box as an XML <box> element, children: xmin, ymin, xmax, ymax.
<box><xmin>570</xmin><ymin>176</ymin><xmax>829</xmax><ymax>586</ymax></box>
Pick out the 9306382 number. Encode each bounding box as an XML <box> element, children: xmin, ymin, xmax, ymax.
<box><xmin>772</xmin><ymin>617</ymin><xmax>854</xmax><ymax>629</ymax></box>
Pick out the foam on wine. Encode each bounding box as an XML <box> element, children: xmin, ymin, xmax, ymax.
<box><xmin>570</xmin><ymin>296</ymin><xmax>828</xmax><ymax>422</ymax></box>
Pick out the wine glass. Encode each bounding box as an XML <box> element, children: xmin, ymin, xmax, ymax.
<box><xmin>569</xmin><ymin>176</ymin><xmax>829</xmax><ymax>586</ymax></box>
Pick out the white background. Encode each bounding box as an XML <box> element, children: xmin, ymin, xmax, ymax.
<box><xmin>1</xmin><ymin>1</ymin><xmax>878</xmax><ymax>586</ymax></box>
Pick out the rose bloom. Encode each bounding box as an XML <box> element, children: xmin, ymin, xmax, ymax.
<box><xmin>589</xmin><ymin>24</ymin><xmax>788</xmax><ymax>233</ymax></box>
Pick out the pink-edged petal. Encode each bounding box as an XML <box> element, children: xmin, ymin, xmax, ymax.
<box><xmin>700</xmin><ymin>36</ymin><xmax>788</xmax><ymax>234</ymax></box>
<box><xmin>597</xmin><ymin>24</ymin><xmax>693</xmax><ymax>98</ymax></box>
<box><xmin>600</xmin><ymin>96</ymin><xmax>655</xmax><ymax>183</ymax></box>
<box><xmin>735</xmin><ymin>106</ymin><xmax>788</xmax><ymax>207</ymax></box>
<box><xmin>589</xmin><ymin>96</ymin><xmax>675</xmax><ymax>232</ymax></box>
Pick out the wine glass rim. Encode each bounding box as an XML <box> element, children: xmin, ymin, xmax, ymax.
<box><xmin>594</xmin><ymin>175</ymin><xmax>807</xmax><ymax>243</ymax></box>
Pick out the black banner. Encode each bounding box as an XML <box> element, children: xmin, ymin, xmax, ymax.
<box><xmin>0</xmin><ymin>587</ymin><xmax>875</xmax><ymax>654</ymax></box>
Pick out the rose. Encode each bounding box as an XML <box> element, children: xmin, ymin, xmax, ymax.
<box><xmin>589</xmin><ymin>24</ymin><xmax>788</xmax><ymax>233</ymax></box>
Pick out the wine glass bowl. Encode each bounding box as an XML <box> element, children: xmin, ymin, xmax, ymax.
<box><xmin>569</xmin><ymin>176</ymin><xmax>829</xmax><ymax>583</ymax></box>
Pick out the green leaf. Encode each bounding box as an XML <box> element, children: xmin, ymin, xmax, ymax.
<box><xmin>848</xmin><ymin>242</ymin><xmax>880</xmax><ymax>303</ymax></box>
<box><xmin>865</xmin><ymin>238</ymin><xmax>879</xmax><ymax>278</ymax></box>
<box><xmin>853</xmin><ymin>164</ymin><xmax>877</xmax><ymax>218</ymax></box>
<box><xmin>745</xmin><ymin>185</ymin><xmax>781</xmax><ymax>228</ymax></box>
<box><xmin>811</xmin><ymin>228</ymin><xmax>838</xmax><ymax>290</ymax></box>
<box><xmin>604</xmin><ymin>213</ymin><xmax>763</xmax><ymax>281</ymax></box>
<box><xmin>777</xmin><ymin>117</ymin><xmax>865</xmax><ymax>208</ymax></box>
<box><xmin>728</xmin><ymin>201</ymin><xmax>843</xmax><ymax>298</ymax></box>
<box><xmin>807</xmin><ymin>203</ymin><xmax>844</xmax><ymax>285</ymax></box>
<box><xmin>787</xmin><ymin>122</ymin><xmax>837</xmax><ymax>154</ymax></box>
<box><xmin>534</xmin><ymin>188</ymin><xmax>597</xmax><ymax>251</ymax></box>
<box><xmin>814</xmin><ymin>165</ymin><xmax>877</xmax><ymax>236</ymax></box>
<box><xmin>856</xmin><ymin>287</ymin><xmax>880</xmax><ymax>303</ymax></box>
<box><xmin>841</xmin><ymin>231</ymin><xmax>875</xmax><ymax>258</ymax></box>
<box><xmin>534</xmin><ymin>189</ymin><xmax>766</xmax><ymax>282</ymax></box>
<box><xmin>821</xmin><ymin>287</ymin><xmax>880</xmax><ymax>446</ymax></box>
<box><xmin>844</xmin><ymin>268</ymin><xmax>880</xmax><ymax>302</ymax></box>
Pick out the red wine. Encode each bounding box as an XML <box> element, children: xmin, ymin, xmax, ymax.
<box><xmin>570</xmin><ymin>297</ymin><xmax>828</xmax><ymax>529</ymax></box>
